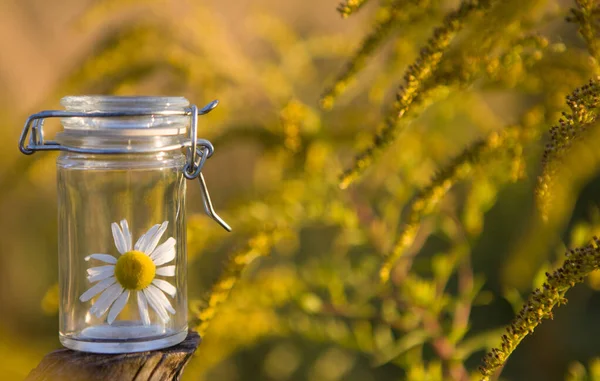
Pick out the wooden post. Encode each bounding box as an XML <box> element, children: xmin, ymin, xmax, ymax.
<box><xmin>26</xmin><ymin>331</ymin><xmax>200</xmax><ymax>381</ymax></box>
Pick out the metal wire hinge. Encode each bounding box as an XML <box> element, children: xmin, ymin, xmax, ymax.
<box><xmin>18</xmin><ymin>99</ymin><xmax>231</xmax><ymax>232</ymax></box>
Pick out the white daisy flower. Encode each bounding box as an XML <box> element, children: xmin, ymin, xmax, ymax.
<box><xmin>80</xmin><ymin>219</ymin><xmax>177</xmax><ymax>325</ymax></box>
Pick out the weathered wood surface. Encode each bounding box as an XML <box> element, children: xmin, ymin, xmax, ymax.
<box><xmin>26</xmin><ymin>331</ymin><xmax>200</xmax><ymax>381</ymax></box>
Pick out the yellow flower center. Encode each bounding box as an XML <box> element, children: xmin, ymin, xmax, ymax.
<box><xmin>114</xmin><ymin>250</ymin><xmax>156</xmax><ymax>290</ymax></box>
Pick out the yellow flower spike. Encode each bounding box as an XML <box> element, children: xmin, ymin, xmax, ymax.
<box><xmin>480</xmin><ymin>237</ymin><xmax>600</xmax><ymax>380</ymax></box>
<box><xmin>380</xmin><ymin>123</ymin><xmax>534</xmax><ymax>283</ymax></box>
<box><xmin>322</xmin><ymin>0</ymin><xmax>408</xmax><ymax>110</ymax></box>
<box><xmin>337</xmin><ymin>0</ymin><xmax>372</xmax><ymax>18</ymax></box>
<box><xmin>195</xmin><ymin>230</ymin><xmax>285</xmax><ymax>337</ymax></box>
<box><xmin>536</xmin><ymin>77</ymin><xmax>600</xmax><ymax>221</ymax></box>
<box><xmin>280</xmin><ymin>100</ymin><xmax>312</xmax><ymax>153</ymax></box>
<box><xmin>568</xmin><ymin>0</ymin><xmax>600</xmax><ymax>64</ymax></box>
<box><xmin>338</xmin><ymin>0</ymin><xmax>496</xmax><ymax>188</ymax></box>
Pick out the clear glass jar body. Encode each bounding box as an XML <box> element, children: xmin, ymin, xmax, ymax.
<box><xmin>55</xmin><ymin>97</ymin><xmax>190</xmax><ymax>353</ymax></box>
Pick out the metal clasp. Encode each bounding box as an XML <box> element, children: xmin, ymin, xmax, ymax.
<box><xmin>18</xmin><ymin>99</ymin><xmax>231</xmax><ymax>232</ymax></box>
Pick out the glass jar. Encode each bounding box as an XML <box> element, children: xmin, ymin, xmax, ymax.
<box><xmin>19</xmin><ymin>96</ymin><xmax>230</xmax><ymax>353</ymax></box>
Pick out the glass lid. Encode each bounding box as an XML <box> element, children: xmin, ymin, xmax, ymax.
<box><xmin>59</xmin><ymin>96</ymin><xmax>191</xmax><ymax>136</ymax></box>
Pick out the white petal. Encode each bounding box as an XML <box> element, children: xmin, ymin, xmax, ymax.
<box><xmin>152</xmin><ymin>279</ymin><xmax>176</xmax><ymax>297</ymax></box>
<box><xmin>137</xmin><ymin>291</ymin><xmax>151</xmax><ymax>325</ymax></box>
<box><xmin>88</xmin><ymin>267</ymin><xmax>115</xmax><ymax>283</ymax></box>
<box><xmin>151</xmin><ymin>238</ymin><xmax>176</xmax><ymax>265</ymax></box>
<box><xmin>155</xmin><ymin>266</ymin><xmax>176</xmax><ymax>277</ymax></box>
<box><xmin>90</xmin><ymin>284</ymin><xmax>123</xmax><ymax>318</ymax></box>
<box><xmin>80</xmin><ymin>277</ymin><xmax>116</xmax><ymax>302</ymax></box>
<box><xmin>133</xmin><ymin>232</ymin><xmax>148</xmax><ymax>251</ymax></box>
<box><xmin>107</xmin><ymin>290</ymin><xmax>130</xmax><ymax>324</ymax></box>
<box><xmin>142</xmin><ymin>221</ymin><xmax>169</xmax><ymax>254</ymax></box>
<box><xmin>85</xmin><ymin>254</ymin><xmax>117</xmax><ymax>264</ymax></box>
<box><xmin>133</xmin><ymin>232</ymin><xmax>146</xmax><ymax>251</ymax></box>
<box><xmin>111</xmin><ymin>222</ymin><xmax>127</xmax><ymax>254</ymax></box>
<box><xmin>134</xmin><ymin>224</ymin><xmax>159</xmax><ymax>251</ymax></box>
<box><xmin>148</xmin><ymin>285</ymin><xmax>175</xmax><ymax>314</ymax></box>
<box><xmin>120</xmin><ymin>219</ymin><xmax>132</xmax><ymax>252</ymax></box>
<box><xmin>153</xmin><ymin>248</ymin><xmax>175</xmax><ymax>266</ymax></box>
<box><xmin>150</xmin><ymin>237</ymin><xmax>176</xmax><ymax>260</ymax></box>
<box><xmin>87</xmin><ymin>265</ymin><xmax>115</xmax><ymax>276</ymax></box>
<box><xmin>143</xmin><ymin>288</ymin><xmax>169</xmax><ymax>323</ymax></box>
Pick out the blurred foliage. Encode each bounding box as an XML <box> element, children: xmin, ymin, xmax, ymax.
<box><xmin>3</xmin><ymin>0</ymin><xmax>600</xmax><ymax>380</ymax></box>
<box><xmin>565</xmin><ymin>357</ymin><xmax>600</xmax><ymax>381</ymax></box>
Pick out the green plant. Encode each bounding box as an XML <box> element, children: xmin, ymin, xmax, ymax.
<box><xmin>4</xmin><ymin>0</ymin><xmax>600</xmax><ymax>380</ymax></box>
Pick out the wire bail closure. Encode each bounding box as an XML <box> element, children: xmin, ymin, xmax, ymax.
<box><xmin>18</xmin><ymin>99</ymin><xmax>232</xmax><ymax>232</ymax></box>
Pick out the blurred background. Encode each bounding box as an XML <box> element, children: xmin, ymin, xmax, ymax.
<box><xmin>2</xmin><ymin>0</ymin><xmax>600</xmax><ymax>380</ymax></box>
